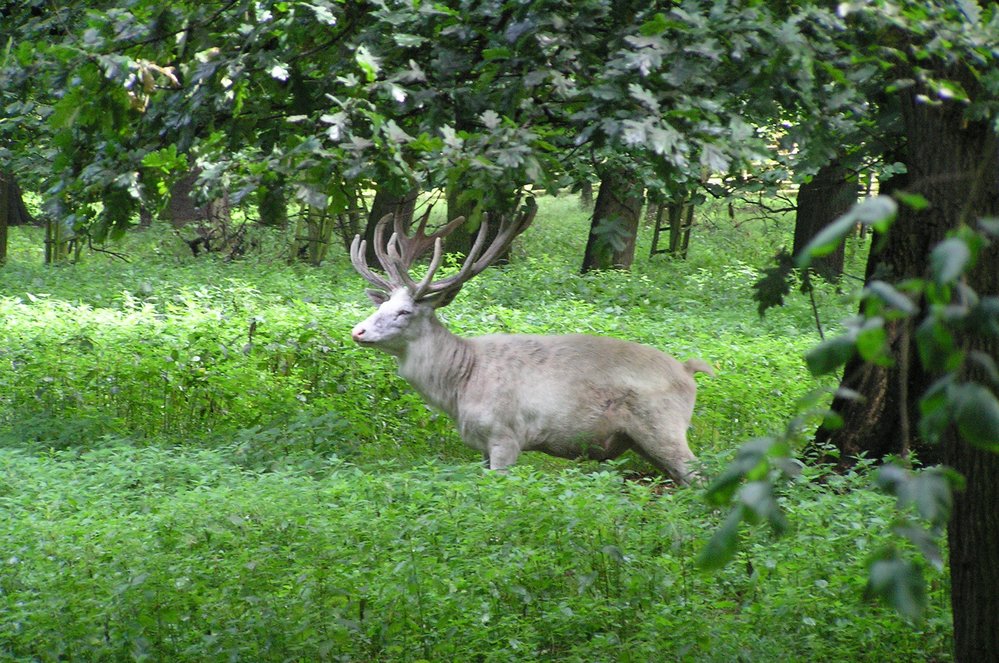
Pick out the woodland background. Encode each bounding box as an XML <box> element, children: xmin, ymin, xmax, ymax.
<box><xmin>1</xmin><ymin>1</ymin><xmax>997</xmax><ymax>660</ymax></box>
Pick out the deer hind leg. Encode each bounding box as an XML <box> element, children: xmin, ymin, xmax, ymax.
<box><xmin>627</xmin><ymin>413</ymin><xmax>699</xmax><ymax>486</ymax></box>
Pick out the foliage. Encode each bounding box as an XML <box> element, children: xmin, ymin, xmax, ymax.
<box><xmin>0</xmin><ymin>0</ymin><xmax>906</xmax><ymax>248</ymax></box>
<box><xmin>0</xmin><ymin>447</ymin><xmax>950</xmax><ymax>662</ymax></box>
<box><xmin>705</xmin><ymin>193</ymin><xmax>998</xmax><ymax>620</ymax></box>
<box><xmin>0</xmin><ymin>196</ymin><xmax>952</xmax><ymax>659</ymax></box>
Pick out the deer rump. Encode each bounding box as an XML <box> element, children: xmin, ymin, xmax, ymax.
<box><xmin>441</xmin><ymin>333</ymin><xmax>710</xmax><ymax>475</ymax></box>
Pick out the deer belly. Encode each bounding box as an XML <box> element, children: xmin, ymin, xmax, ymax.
<box><xmin>528</xmin><ymin>431</ymin><xmax>632</xmax><ymax>461</ymax></box>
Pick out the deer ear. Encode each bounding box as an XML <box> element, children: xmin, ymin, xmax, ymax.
<box><xmin>366</xmin><ymin>289</ymin><xmax>390</xmax><ymax>306</ymax></box>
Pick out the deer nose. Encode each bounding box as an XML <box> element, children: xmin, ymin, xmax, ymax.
<box><xmin>351</xmin><ymin>325</ymin><xmax>367</xmax><ymax>342</ymax></box>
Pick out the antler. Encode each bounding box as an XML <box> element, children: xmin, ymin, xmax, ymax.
<box><xmin>350</xmin><ymin>197</ymin><xmax>538</xmax><ymax>306</ymax></box>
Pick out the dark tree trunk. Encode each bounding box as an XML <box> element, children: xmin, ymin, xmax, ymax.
<box><xmin>444</xmin><ymin>183</ymin><xmax>519</xmax><ymax>263</ymax></box>
<box><xmin>1</xmin><ymin>172</ymin><xmax>37</xmax><ymax>261</ymax></box>
<box><xmin>257</xmin><ymin>180</ymin><xmax>288</xmax><ymax>228</ymax></box>
<box><xmin>166</xmin><ymin>169</ymin><xmax>230</xmax><ymax>227</ymax></box>
<box><xmin>0</xmin><ymin>184</ymin><xmax>7</xmax><ymax>264</ymax></box>
<box><xmin>443</xmin><ymin>180</ymin><xmax>480</xmax><ymax>256</ymax></box>
<box><xmin>815</xmin><ymin>64</ymin><xmax>998</xmax><ymax>660</ymax></box>
<box><xmin>915</xmin><ymin>89</ymin><xmax>999</xmax><ymax>663</ymax></box>
<box><xmin>946</xmin><ymin>351</ymin><xmax>999</xmax><ymax>663</ymax></box>
<box><xmin>579</xmin><ymin>180</ymin><xmax>594</xmax><ymax>210</ymax></box>
<box><xmin>363</xmin><ymin>186</ymin><xmax>419</xmax><ymax>268</ymax></box>
<box><xmin>580</xmin><ymin>168</ymin><xmax>643</xmax><ymax>273</ymax></box>
<box><xmin>946</xmin><ymin>157</ymin><xmax>999</xmax><ymax>660</ymax></box>
<box><xmin>792</xmin><ymin>160</ymin><xmax>858</xmax><ymax>281</ymax></box>
<box><xmin>811</xmin><ymin>149</ymin><xmax>936</xmax><ymax>466</ymax></box>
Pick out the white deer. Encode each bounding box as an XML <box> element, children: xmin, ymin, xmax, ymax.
<box><xmin>350</xmin><ymin>200</ymin><xmax>713</xmax><ymax>484</ymax></box>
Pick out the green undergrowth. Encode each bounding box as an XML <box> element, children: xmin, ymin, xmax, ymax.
<box><xmin>0</xmin><ymin>195</ymin><xmax>839</xmax><ymax>467</ymax></box>
<box><xmin>0</xmin><ymin>194</ymin><xmax>951</xmax><ymax>659</ymax></box>
<box><xmin>0</xmin><ymin>446</ymin><xmax>950</xmax><ymax>662</ymax></box>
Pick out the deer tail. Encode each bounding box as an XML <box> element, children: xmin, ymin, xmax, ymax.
<box><xmin>683</xmin><ymin>358</ymin><xmax>715</xmax><ymax>377</ymax></box>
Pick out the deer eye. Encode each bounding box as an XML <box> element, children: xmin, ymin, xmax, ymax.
<box><xmin>396</xmin><ymin>309</ymin><xmax>412</xmax><ymax>318</ymax></box>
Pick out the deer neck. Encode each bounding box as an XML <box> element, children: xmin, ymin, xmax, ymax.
<box><xmin>396</xmin><ymin>314</ymin><xmax>474</xmax><ymax>417</ymax></box>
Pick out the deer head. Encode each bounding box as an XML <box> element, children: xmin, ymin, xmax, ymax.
<box><xmin>349</xmin><ymin>199</ymin><xmax>537</xmax><ymax>353</ymax></box>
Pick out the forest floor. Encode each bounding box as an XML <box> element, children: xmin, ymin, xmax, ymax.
<box><xmin>0</xmin><ymin>195</ymin><xmax>952</xmax><ymax>661</ymax></box>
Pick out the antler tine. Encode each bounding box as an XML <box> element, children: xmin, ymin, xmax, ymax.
<box><xmin>468</xmin><ymin>200</ymin><xmax>537</xmax><ymax>277</ymax></box>
<box><xmin>415</xmin><ymin>215</ymin><xmax>493</xmax><ymax>299</ymax></box>
<box><xmin>411</xmin><ymin>236</ymin><xmax>446</xmax><ymax>299</ymax></box>
<box><xmin>384</xmin><ymin>207</ymin><xmax>446</xmax><ymax>272</ymax></box>
<box><xmin>414</xmin><ymin>197</ymin><xmax>538</xmax><ymax>305</ymax></box>
<box><xmin>385</xmin><ymin>231</ymin><xmax>422</xmax><ymax>292</ymax></box>
<box><xmin>371</xmin><ymin>213</ymin><xmax>395</xmax><ymax>274</ymax></box>
<box><xmin>372</xmin><ymin>213</ymin><xmax>415</xmax><ymax>289</ymax></box>
<box><xmin>357</xmin><ymin>198</ymin><xmax>535</xmax><ymax>305</ymax></box>
<box><xmin>412</xmin><ymin>205</ymin><xmax>434</xmax><ymax>238</ymax></box>
<box><xmin>350</xmin><ymin>233</ymin><xmax>393</xmax><ymax>293</ymax></box>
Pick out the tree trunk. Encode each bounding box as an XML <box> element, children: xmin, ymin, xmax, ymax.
<box><xmin>1</xmin><ymin>172</ymin><xmax>37</xmax><ymax>262</ymax></box>
<box><xmin>165</xmin><ymin>169</ymin><xmax>230</xmax><ymax>227</ymax></box>
<box><xmin>815</xmin><ymin>65</ymin><xmax>998</xmax><ymax>660</ymax></box>
<box><xmin>0</xmin><ymin>173</ymin><xmax>10</xmax><ymax>264</ymax></box>
<box><xmin>909</xmin><ymin>83</ymin><xmax>999</xmax><ymax>663</ymax></box>
<box><xmin>792</xmin><ymin>160</ymin><xmax>857</xmax><ymax>281</ymax></box>
<box><xmin>580</xmin><ymin>168</ymin><xmax>643</xmax><ymax>273</ymax></box>
<box><xmin>443</xmin><ymin>179</ymin><xmax>481</xmax><ymax>256</ymax></box>
<box><xmin>579</xmin><ymin>180</ymin><xmax>594</xmax><ymax>210</ymax></box>
<box><xmin>257</xmin><ymin>180</ymin><xmax>288</xmax><ymax>228</ymax></box>
<box><xmin>444</xmin><ymin>183</ymin><xmax>519</xmax><ymax>263</ymax></box>
<box><xmin>946</xmin><ymin>165</ymin><xmax>999</xmax><ymax>660</ymax></box>
<box><xmin>364</xmin><ymin>186</ymin><xmax>418</xmax><ymax>268</ymax></box>
<box><xmin>811</xmin><ymin>149</ymin><xmax>934</xmax><ymax>465</ymax></box>
<box><xmin>0</xmin><ymin>187</ymin><xmax>10</xmax><ymax>265</ymax></box>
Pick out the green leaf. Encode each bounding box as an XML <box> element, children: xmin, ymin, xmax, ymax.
<box><xmin>866</xmin><ymin>553</ymin><xmax>926</xmax><ymax>621</ymax></box>
<box><xmin>697</xmin><ymin>508</ymin><xmax>742</xmax><ymax>571</ymax></box>
<box><xmin>805</xmin><ymin>335</ymin><xmax>856</xmax><ymax>376</ymax></box>
<box><xmin>796</xmin><ymin>194</ymin><xmax>895</xmax><ymax>270</ymax></box>
<box><xmin>704</xmin><ymin>437</ymin><xmax>774</xmax><ymax>505</ymax></box>
<box><xmin>894</xmin><ymin>191</ymin><xmax>930</xmax><ymax>211</ymax></box>
<box><xmin>930</xmin><ymin>237</ymin><xmax>971</xmax><ymax>284</ymax></box>
<box><xmin>854</xmin><ymin>196</ymin><xmax>898</xmax><ymax>230</ymax></box>
<box><xmin>865</xmin><ymin>280</ymin><xmax>917</xmax><ymax>316</ymax></box>
<box><xmin>915</xmin><ymin>318</ymin><xmax>958</xmax><ymax>373</ymax></box>
<box><xmin>738</xmin><ymin>481</ymin><xmax>787</xmax><ymax>534</ymax></box>
<box><xmin>355</xmin><ymin>46</ymin><xmax>381</xmax><ymax>82</ymax></box>
<box><xmin>753</xmin><ymin>251</ymin><xmax>795</xmax><ymax>316</ymax></box>
<box><xmin>482</xmin><ymin>47</ymin><xmax>511</xmax><ymax>60</ymax></box>
<box><xmin>639</xmin><ymin>13</ymin><xmax>670</xmax><ymax>36</ymax></box>
<box><xmin>979</xmin><ymin>217</ymin><xmax>999</xmax><ymax>237</ymax></box>
<box><xmin>950</xmin><ymin>383</ymin><xmax>999</xmax><ymax>451</ymax></box>
<box><xmin>856</xmin><ymin>319</ymin><xmax>889</xmax><ymax>363</ymax></box>
<box><xmin>919</xmin><ymin>376</ymin><xmax>954</xmax><ymax>443</ymax></box>
<box><xmin>893</xmin><ymin>525</ymin><xmax>943</xmax><ymax>571</ymax></box>
<box><xmin>910</xmin><ymin>469</ymin><xmax>953</xmax><ymax>525</ymax></box>
<box><xmin>795</xmin><ymin>213</ymin><xmax>856</xmax><ymax>266</ymax></box>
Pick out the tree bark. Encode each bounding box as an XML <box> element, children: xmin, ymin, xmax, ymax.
<box><xmin>579</xmin><ymin>180</ymin><xmax>594</xmax><ymax>210</ymax></box>
<box><xmin>364</xmin><ymin>186</ymin><xmax>419</xmax><ymax>268</ymax></box>
<box><xmin>1</xmin><ymin>172</ymin><xmax>37</xmax><ymax>262</ymax></box>
<box><xmin>580</xmin><ymin>168</ymin><xmax>643</xmax><ymax>273</ymax></box>
<box><xmin>811</xmin><ymin>153</ymin><xmax>937</xmax><ymax>466</ymax></box>
<box><xmin>792</xmin><ymin>160</ymin><xmax>857</xmax><ymax>281</ymax></box>
<box><xmin>444</xmin><ymin>183</ymin><xmax>519</xmax><ymax>263</ymax></box>
<box><xmin>916</xmin><ymin>91</ymin><xmax>999</xmax><ymax>663</ymax></box>
<box><xmin>257</xmin><ymin>180</ymin><xmax>288</xmax><ymax>228</ymax></box>
<box><xmin>814</xmin><ymin>65</ymin><xmax>998</xmax><ymax>660</ymax></box>
<box><xmin>165</xmin><ymin>169</ymin><xmax>230</xmax><ymax>227</ymax></box>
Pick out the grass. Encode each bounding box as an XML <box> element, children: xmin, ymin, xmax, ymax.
<box><xmin>0</xmin><ymin>193</ymin><xmax>951</xmax><ymax>660</ymax></box>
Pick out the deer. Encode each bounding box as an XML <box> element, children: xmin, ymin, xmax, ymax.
<box><xmin>349</xmin><ymin>199</ymin><xmax>713</xmax><ymax>485</ymax></box>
